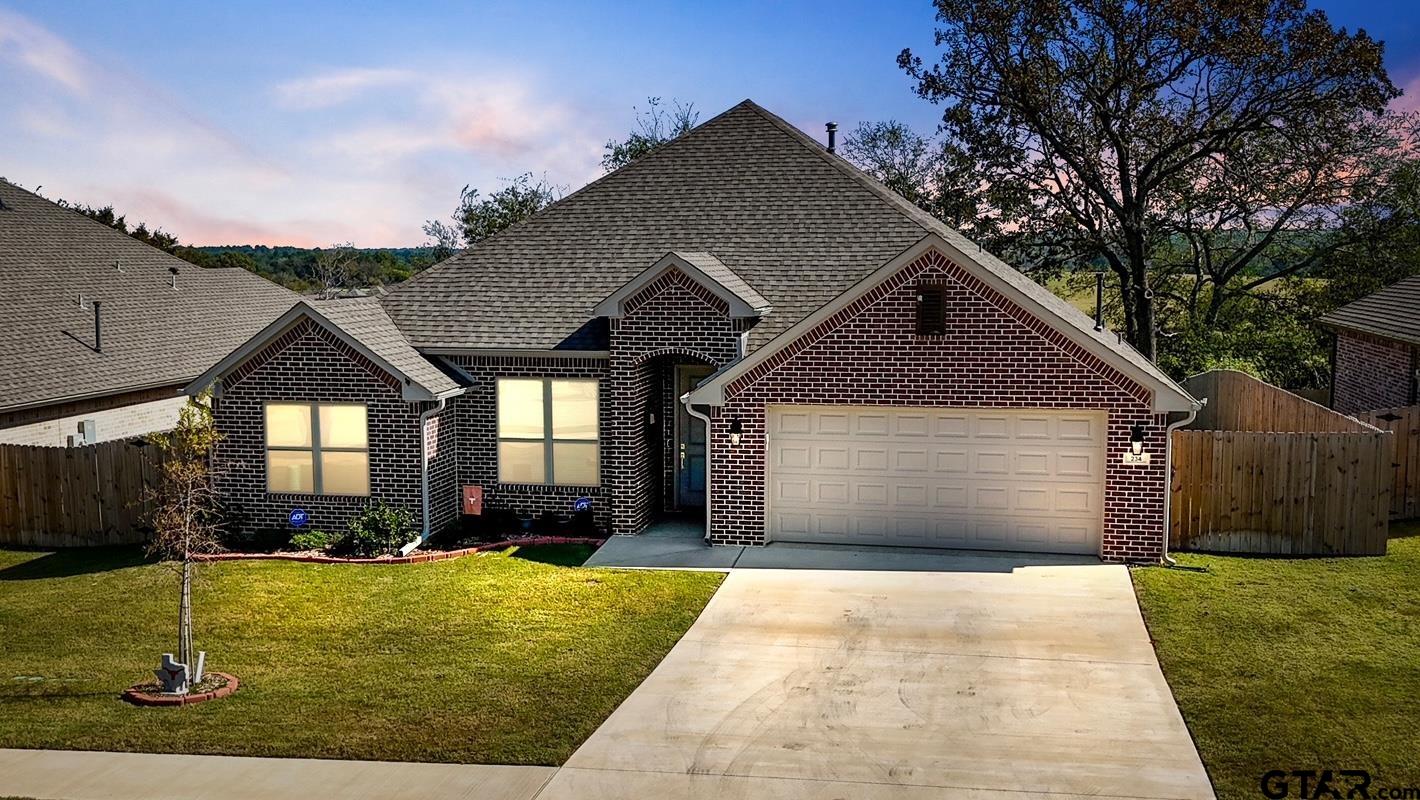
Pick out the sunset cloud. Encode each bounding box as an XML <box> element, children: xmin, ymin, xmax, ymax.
<box><xmin>0</xmin><ymin>8</ymin><xmax>87</xmax><ymax>94</ymax></box>
<box><xmin>272</xmin><ymin>67</ymin><xmax>415</xmax><ymax>110</ymax></box>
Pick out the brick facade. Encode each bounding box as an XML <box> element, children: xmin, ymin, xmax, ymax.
<box><xmin>444</xmin><ymin>355</ymin><xmax>612</xmax><ymax>529</ymax></box>
<box><xmin>212</xmin><ymin>318</ymin><xmax>429</xmax><ymax>537</ymax></box>
<box><xmin>709</xmin><ymin>248</ymin><xmax>1169</xmax><ymax>562</ymax></box>
<box><xmin>606</xmin><ymin>268</ymin><xmax>743</xmax><ymax>534</ymax></box>
<box><xmin>1331</xmin><ymin>329</ymin><xmax>1418</xmax><ymax>414</ymax></box>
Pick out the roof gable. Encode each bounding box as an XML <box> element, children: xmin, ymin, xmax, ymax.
<box><xmin>592</xmin><ymin>251</ymin><xmax>771</xmax><ymax>318</ymax></box>
<box><xmin>185</xmin><ymin>299</ymin><xmax>460</xmax><ymax>402</ymax></box>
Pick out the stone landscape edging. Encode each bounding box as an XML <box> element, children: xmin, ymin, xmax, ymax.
<box><xmin>192</xmin><ymin>535</ymin><xmax>608</xmax><ymax>566</ymax></box>
<box><xmin>121</xmin><ymin>672</ymin><xmax>239</xmax><ymax>707</ymax></box>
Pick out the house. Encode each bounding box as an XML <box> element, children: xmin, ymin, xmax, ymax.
<box><xmin>186</xmin><ymin>100</ymin><xmax>1198</xmax><ymax>561</ymax></box>
<box><xmin>0</xmin><ymin>180</ymin><xmax>297</xmax><ymax>445</ymax></box>
<box><xmin>1320</xmin><ymin>276</ymin><xmax>1420</xmax><ymax>414</ymax></box>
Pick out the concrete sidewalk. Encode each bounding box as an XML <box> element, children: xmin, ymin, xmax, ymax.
<box><xmin>0</xmin><ymin>749</ymin><xmax>555</xmax><ymax>800</ymax></box>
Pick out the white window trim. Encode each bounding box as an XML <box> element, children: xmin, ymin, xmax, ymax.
<box><xmin>264</xmin><ymin>401</ymin><xmax>370</xmax><ymax>496</ymax></box>
<box><xmin>496</xmin><ymin>378</ymin><xmax>600</xmax><ymax>486</ymax></box>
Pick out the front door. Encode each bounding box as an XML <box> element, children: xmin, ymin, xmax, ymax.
<box><xmin>675</xmin><ymin>365</ymin><xmax>713</xmax><ymax>508</ymax></box>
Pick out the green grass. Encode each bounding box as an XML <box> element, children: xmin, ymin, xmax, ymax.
<box><xmin>0</xmin><ymin>546</ymin><xmax>722</xmax><ymax>765</ymax></box>
<box><xmin>1133</xmin><ymin>522</ymin><xmax>1420</xmax><ymax>800</ymax></box>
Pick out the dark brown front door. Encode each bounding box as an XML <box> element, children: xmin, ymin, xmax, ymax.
<box><xmin>675</xmin><ymin>365</ymin><xmax>713</xmax><ymax>508</ymax></box>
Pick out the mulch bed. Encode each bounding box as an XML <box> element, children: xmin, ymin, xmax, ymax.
<box><xmin>121</xmin><ymin>672</ymin><xmax>239</xmax><ymax>707</ymax></box>
<box><xmin>193</xmin><ymin>536</ymin><xmax>607</xmax><ymax>566</ymax></box>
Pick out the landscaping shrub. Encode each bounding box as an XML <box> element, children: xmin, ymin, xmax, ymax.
<box><xmin>289</xmin><ymin>529</ymin><xmax>336</xmax><ymax>552</ymax></box>
<box><xmin>340</xmin><ymin>503</ymin><xmax>415</xmax><ymax>557</ymax></box>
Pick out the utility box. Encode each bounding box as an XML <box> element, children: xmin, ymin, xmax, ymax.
<box><xmin>462</xmin><ymin>485</ymin><xmax>483</xmax><ymax>516</ymax></box>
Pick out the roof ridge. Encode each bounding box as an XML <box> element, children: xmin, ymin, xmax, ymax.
<box><xmin>387</xmin><ymin>99</ymin><xmax>762</xmax><ymax>298</ymax></box>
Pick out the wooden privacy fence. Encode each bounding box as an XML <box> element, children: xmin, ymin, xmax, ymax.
<box><xmin>1171</xmin><ymin>370</ymin><xmax>1391</xmax><ymax>556</ymax></box>
<box><xmin>0</xmin><ymin>438</ymin><xmax>163</xmax><ymax>547</ymax></box>
<box><xmin>1356</xmin><ymin>405</ymin><xmax>1420</xmax><ymax>520</ymax></box>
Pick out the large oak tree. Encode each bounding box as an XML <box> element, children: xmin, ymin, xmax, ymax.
<box><xmin>899</xmin><ymin>0</ymin><xmax>1404</xmax><ymax>359</ymax></box>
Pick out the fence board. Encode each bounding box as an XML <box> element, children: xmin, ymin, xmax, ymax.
<box><xmin>0</xmin><ymin>438</ymin><xmax>162</xmax><ymax>547</ymax></box>
<box><xmin>1357</xmin><ymin>405</ymin><xmax>1420</xmax><ymax>520</ymax></box>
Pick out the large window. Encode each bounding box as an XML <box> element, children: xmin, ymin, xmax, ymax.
<box><xmin>265</xmin><ymin>403</ymin><xmax>369</xmax><ymax>495</ymax></box>
<box><xmin>497</xmin><ymin>378</ymin><xmax>599</xmax><ymax>485</ymax></box>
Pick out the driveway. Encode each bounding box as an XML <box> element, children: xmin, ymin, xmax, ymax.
<box><xmin>538</xmin><ymin>563</ymin><xmax>1213</xmax><ymax>799</ymax></box>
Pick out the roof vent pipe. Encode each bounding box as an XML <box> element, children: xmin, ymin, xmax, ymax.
<box><xmin>825</xmin><ymin>122</ymin><xmax>838</xmax><ymax>153</ymax></box>
<box><xmin>93</xmin><ymin>300</ymin><xmax>102</xmax><ymax>353</ymax></box>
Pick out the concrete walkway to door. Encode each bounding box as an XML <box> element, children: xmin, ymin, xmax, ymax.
<box><xmin>538</xmin><ymin>561</ymin><xmax>1214</xmax><ymax>799</ymax></box>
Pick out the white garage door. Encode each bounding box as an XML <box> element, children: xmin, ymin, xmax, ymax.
<box><xmin>766</xmin><ymin>406</ymin><xmax>1107</xmax><ymax>555</ymax></box>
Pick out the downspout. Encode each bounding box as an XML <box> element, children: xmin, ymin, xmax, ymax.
<box><xmin>682</xmin><ymin>394</ymin><xmax>714</xmax><ymax>544</ymax></box>
<box><xmin>1160</xmin><ymin>397</ymin><xmax>1206</xmax><ymax>568</ymax></box>
<box><xmin>401</xmin><ymin>396</ymin><xmax>447</xmax><ymax>555</ymax></box>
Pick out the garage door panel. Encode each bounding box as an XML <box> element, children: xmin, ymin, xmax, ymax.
<box><xmin>767</xmin><ymin>406</ymin><xmax>1106</xmax><ymax>555</ymax></box>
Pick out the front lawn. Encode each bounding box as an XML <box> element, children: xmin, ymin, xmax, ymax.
<box><xmin>1133</xmin><ymin>522</ymin><xmax>1420</xmax><ymax>800</ymax></box>
<box><xmin>0</xmin><ymin>547</ymin><xmax>722</xmax><ymax>765</ymax></box>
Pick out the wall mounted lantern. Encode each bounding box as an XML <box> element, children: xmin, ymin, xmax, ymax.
<box><xmin>729</xmin><ymin>416</ymin><xmax>743</xmax><ymax>446</ymax></box>
<box><xmin>1129</xmin><ymin>423</ymin><xmax>1147</xmax><ymax>455</ymax></box>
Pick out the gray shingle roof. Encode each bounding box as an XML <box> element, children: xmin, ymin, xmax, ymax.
<box><xmin>383</xmin><ymin>100</ymin><xmax>928</xmax><ymax>352</ymax></box>
<box><xmin>380</xmin><ymin>100</ymin><xmax>1184</xmax><ymax>403</ymax></box>
<box><xmin>306</xmin><ymin>298</ymin><xmax>460</xmax><ymax>397</ymax></box>
<box><xmin>673</xmin><ymin>251</ymin><xmax>771</xmax><ymax>312</ymax></box>
<box><xmin>0</xmin><ymin>180</ymin><xmax>298</xmax><ymax>413</ymax></box>
<box><xmin>1319</xmin><ymin>276</ymin><xmax>1420</xmax><ymax>347</ymax></box>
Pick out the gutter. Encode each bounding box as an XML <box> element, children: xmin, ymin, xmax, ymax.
<box><xmin>1160</xmin><ymin>397</ymin><xmax>1207</xmax><ymax>568</ymax></box>
<box><xmin>681</xmin><ymin>394</ymin><xmax>714</xmax><ymax>544</ymax></box>
<box><xmin>401</xmin><ymin>396</ymin><xmax>448</xmax><ymax>556</ymax></box>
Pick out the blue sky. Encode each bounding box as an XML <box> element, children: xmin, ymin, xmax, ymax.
<box><xmin>3</xmin><ymin>1</ymin><xmax>1418</xmax><ymax>247</ymax></box>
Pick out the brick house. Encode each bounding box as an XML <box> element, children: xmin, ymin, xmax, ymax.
<box><xmin>1320</xmin><ymin>276</ymin><xmax>1420</xmax><ymax>414</ymax></box>
<box><xmin>0</xmin><ymin>180</ymin><xmax>295</xmax><ymax>445</ymax></box>
<box><xmin>188</xmin><ymin>100</ymin><xmax>1198</xmax><ymax>561</ymax></box>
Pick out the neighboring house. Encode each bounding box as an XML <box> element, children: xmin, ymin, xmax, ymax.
<box><xmin>1320</xmin><ymin>276</ymin><xmax>1420</xmax><ymax>414</ymax></box>
<box><xmin>0</xmin><ymin>180</ymin><xmax>297</xmax><ymax>445</ymax></box>
<box><xmin>187</xmin><ymin>100</ymin><xmax>1197</xmax><ymax>561</ymax></box>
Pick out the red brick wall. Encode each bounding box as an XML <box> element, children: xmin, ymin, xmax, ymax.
<box><xmin>213</xmin><ymin>318</ymin><xmax>428</xmax><ymax>538</ymax></box>
<box><xmin>711</xmin><ymin>248</ymin><xmax>1168</xmax><ymax>562</ymax></box>
<box><xmin>445</xmin><ymin>355</ymin><xmax>611</xmax><ymax>529</ymax></box>
<box><xmin>607</xmin><ymin>268</ymin><xmax>742</xmax><ymax>534</ymax></box>
<box><xmin>1332</xmin><ymin>330</ymin><xmax>1417</xmax><ymax>414</ymax></box>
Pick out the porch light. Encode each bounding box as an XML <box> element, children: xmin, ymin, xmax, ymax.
<box><xmin>646</xmin><ymin>411</ymin><xmax>656</xmax><ymax>426</ymax></box>
<box><xmin>729</xmin><ymin>416</ymin><xmax>743</xmax><ymax>446</ymax></box>
<box><xmin>1129</xmin><ymin>423</ymin><xmax>1147</xmax><ymax>455</ymax></box>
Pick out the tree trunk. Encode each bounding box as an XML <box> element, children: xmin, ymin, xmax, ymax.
<box><xmin>178</xmin><ymin>559</ymin><xmax>193</xmax><ymax>674</ymax></box>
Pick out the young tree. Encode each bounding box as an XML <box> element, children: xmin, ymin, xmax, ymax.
<box><xmin>146</xmin><ymin>398</ymin><xmax>225</xmax><ymax>686</ymax></box>
<box><xmin>601</xmin><ymin>97</ymin><xmax>699</xmax><ymax>172</ymax></box>
<box><xmin>311</xmin><ymin>242</ymin><xmax>359</xmax><ymax>299</ymax></box>
<box><xmin>899</xmin><ymin>0</ymin><xmax>1403</xmax><ymax>359</ymax></box>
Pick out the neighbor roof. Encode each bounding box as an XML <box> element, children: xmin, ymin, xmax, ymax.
<box><xmin>383</xmin><ymin>99</ymin><xmax>1190</xmax><ymax>411</ymax></box>
<box><xmin>186</xmin><ymin>298</ymin><xmax>461</xmax><ymax>402</ymax></box>
<box><xmin>1319</xmin><ymin>276</ymin><xmax>1420</xmax><ymax>347</ymax></box>
<box><xmin>0</xmin><ymin>180</ymin><xmax>298</xmax><ymax>414</ymax></box>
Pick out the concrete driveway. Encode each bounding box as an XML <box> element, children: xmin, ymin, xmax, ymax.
<box><xmin>538</xmin><ymin>563</ymin><xmax>1213</xmax><ymax>800</ymax></box>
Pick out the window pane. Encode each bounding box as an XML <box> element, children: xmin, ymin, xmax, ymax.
<box><xmin>553</xmin><ymin>442</ymin><xmax>599</xmax><ymax>486</ymax></box>
<box><xmin>321</xmin><ymin>451</ymin><xmax>369</xmax><ymax>495</ymax></box>
<box><xmin>497</xmin><ymin>379</ymin><xmax>544</xmax><ymax>439</ymax></box>
<box><xmin>266</xmin><ymin>404</ymin><xmax>311</xmax><ymax>447</ymax></box>
<box><xmin>320</xmin><ymin>405</ymin><xmax>368</xmax><ymax>448</ymax></box>
<box><xmin>268</xmin><ymin>450</ymin><xmax>314</xmax><ymax>493</ymax></box>
<box><xmin>499</xmin><ymin>441</ymin><xmax>546</xmax><ymax>484</ymax></box>
<box><xmin>551</xmin><ymin>381</ymin><xmax>598</xmax><ymax>440</ymax></box>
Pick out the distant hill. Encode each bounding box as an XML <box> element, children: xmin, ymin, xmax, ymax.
<box><xmin>182</xmin><ymin>245</ymin><xmax>448</xmax><ymax>292</ymax></box>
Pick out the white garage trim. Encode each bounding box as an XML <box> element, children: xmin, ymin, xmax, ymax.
<box><xmin>765</xmin><ymin>405</ymin><xmax>1108</xmax><ymax>556</ymax></box>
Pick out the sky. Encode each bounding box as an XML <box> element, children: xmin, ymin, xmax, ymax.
<box><xmin>3</xmin><ymin>1</ymin><xmax>1419</xmax><ymax>248</ymax></box>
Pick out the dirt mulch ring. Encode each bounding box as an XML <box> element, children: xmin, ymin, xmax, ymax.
<box><xmin>121</xmin><ymin>671</ymin><xmax>239</xmax><ymax>707</ymax></box>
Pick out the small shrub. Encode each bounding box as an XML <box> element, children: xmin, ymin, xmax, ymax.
<box><xmin>289</xmin><ymin>529</ymin><xmax>336</xmax><ymax>552</ymax></box>
<box><xmin>341</xmin><ymin>502</ymin><xmax>415</xmax><ymax>557</ymax></box>
<box><xmin>533</xmin><ymin>511</ymin><xmax>563</xmax><ymax>534</ymax></box>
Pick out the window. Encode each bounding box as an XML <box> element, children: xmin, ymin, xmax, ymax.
<box><xmin>265</xmin><ymin>403</ymin><xmax>369</xmax><ymax>495</ymax></box>
<box><xmin>497</xmin><ymin>378</ymin><xmax>599</xmax><ymax>485</ymax></box>
<box><xmin>915</xmin><ymin>284</ymin><xmax>947</xmax><ymax>336</ymax></box>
